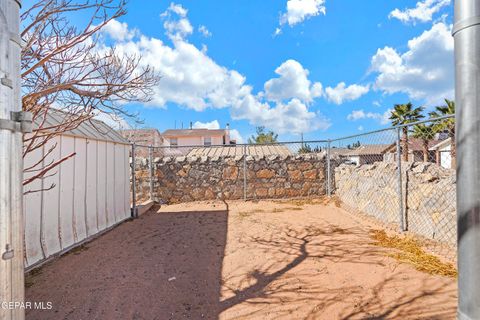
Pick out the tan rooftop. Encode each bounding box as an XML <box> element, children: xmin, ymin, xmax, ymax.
<box><xmin>345</xmin><ymin>144</ymin><xmax>391</xmax><ymax>156</ymax></box>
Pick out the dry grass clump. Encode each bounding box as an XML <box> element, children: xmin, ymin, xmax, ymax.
<box><xmin>280</xmin><ymin>197</ymin><xmax>327</xmax><ymax>207</ymax></box>
<box><xmin>238</xmin><ymin>209</ymin><xmax>264</xmax><ymax>218</ymax></box>
<box><xmin>239</xmin><ymin>207</ymin><xmax>304</xmax><ymax>217</ymax></box>
<box><xmin>370</xmin><ymin>230</ymin><xmax>457</xmax><ymax>278</ymax></box>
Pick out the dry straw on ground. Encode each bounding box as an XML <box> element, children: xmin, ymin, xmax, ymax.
<box><xmin>370</xmin><ymin>229</ymin><xmax>457</xmax><ymax>278</ymax></box>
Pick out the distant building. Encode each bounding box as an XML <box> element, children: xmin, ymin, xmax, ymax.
<box><xmin>118</xmin><ymin>128</ymin><xmax>165</xmax><ymax>147</ymax></box>
<box><xmin>429</xmin><ymin>138</ymin><xmax>453</xmax><ymax>169</ymax></box>
<box><xmin>383</xmin><ymin>138</ymin><xmax>440</xmax><ymax>163</ymax></box>
<box><xmin>344</xmin><ymin>144</ymin><xmax>391</xmax><ymax>166</ymax></box>
<box><xmin>162</xmin><ymin>127</ymin><xmax>231</xmax><ymax>147</ymax></box>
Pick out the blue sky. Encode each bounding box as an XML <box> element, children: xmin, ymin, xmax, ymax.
<box><xmin>24</xmin><ymin>0</ymin><xmax>455</xmax><ymax>142</ymax></box>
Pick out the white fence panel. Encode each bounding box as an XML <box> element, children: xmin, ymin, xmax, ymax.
<box><xmin>23</xmin><ymin>143</ymin><xmax>45</xmax><ymax>266</ymax></box>
<box><xmin>97</xmin><ymin>141</ymin><xmax>107</xmax><ymax>230</ymax></box>
<box><xmin>59</xmin><ymin>136</ymin><xmax>75</xmax><ymax>249</ymax></box>
<box><xmin>24</xmin><ymin>135</ymin><xmax>131</xmax><ymax>269</ymax></box>
<box><xmin>105</xmin><ymin>142</ymin><xmax>115</xmax><ymax>227</ymax></box>
<box><xmin>85</xmin><ymin>139</ymin><xmax>99</xmax><ymax>237</ymax></box>
<box><xmin>114</xmin><ymin>144</ymin><xmax>127</xmax><ymax>222</ymax></box>
<box><xmin>41</xmin><ymin>137</ymin><xmax>62</xmax><ymax>257</ymax></box>
<box><xmin>73</xmin><ymin>138</ymin><xmax>87</xmax><ymax>242</ymax></box>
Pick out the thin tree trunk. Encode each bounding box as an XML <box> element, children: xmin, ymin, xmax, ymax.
<box><xmin>450</xmin><ymin>130</ymin><xmax>456</xmax><ymax>168</ymax></box>
<box><xmin>423</xmin><ymin>140</ymin><xmax>429</xmax><ymax>162</ymax></box>
<box><xmin>402</xmin><ymin>127</ymin><xmax>409</xmax><ymax>162</ymax></box>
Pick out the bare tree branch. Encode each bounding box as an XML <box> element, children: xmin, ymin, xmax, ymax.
<box><xmin>21</xmin><ymin>0</ymin><xmax>159</xmax><ymax>188</ymax></box>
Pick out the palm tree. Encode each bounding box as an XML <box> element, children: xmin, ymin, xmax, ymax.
<box><xmin>412</xmin><ymin>124</ymin><xmax>435</xmax><ymax>162</ymax></box>
<box><xmin>389</xmin><ymin>103</ymin><xmax>425</xmax><ymax>161</ymax></box>
<box><xmin>430</xmin><ymin>99</ymin><xmax>455</xmax><ymax>167</ymax></box>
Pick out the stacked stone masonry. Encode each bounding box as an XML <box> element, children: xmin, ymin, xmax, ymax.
<box><xmin>334</xmin><ymin>161</ymin><xmax>456</xmax><ymax>245</ymax></box>
<box><xmin>135</xmin><ymin>154</ymin><xmax>328</xmax><ymax>204</ymax></box>
<box><xmin>133</xmin><ymin>154</ymin><xmax>456</xmax><ymax>245</ymax></box>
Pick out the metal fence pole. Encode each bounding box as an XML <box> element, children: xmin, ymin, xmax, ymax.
<box><xmin>148</xmin><ymin>146</ymin><xmax>153</xmax><ymax>201</ymax></box>
<box><xmin>454</xmin><ymin>1</ymin><xmax>480</xmax><ymax>318</ymax></box>
<box><xmin>0</xmin><ymin>1</ymin><xmax>25</xmax><ymax>319</ymax></box>
<box><xmin>326</xmin><ymin>140</ymin><xmax>331</xmax><ymax>196</ymax></box>
<box><xmin>131</xmin><ymin>143</ymin><xmax>137</xmax><ymax>218</ymax></box>
<box><xmin>396</xmin><ymin>128</ymin><xmax>405</xmax><ymax>232</ymax></box>
<box><xmin>243</xmin><ymin>144</ymin><xmax>247</xmax><ymax>201</ymax></box>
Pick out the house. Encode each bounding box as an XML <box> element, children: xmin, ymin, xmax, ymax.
<box><xmin>344</xmin><ymin>144</ymin><xmax>390</xmax><ymax>165</ymax></box>
<box><xmin>429</xmin><ymin>138</ymin><xmax>453</xmax><ymax>169</ymax></box>
<box><xmin>383</xmin><ymin>138</ymin><xmax>440</xmax><ymax>163</ymax></box>
<box><xmin>162</xmin><ymin>127</ymin><xmax>231</xmax><ymax>147</ymax></box>
<box><xmin>119</xmin><ymin>128</ymin><xmax>165</xmax><ymax>147</ymax></box>
<box><xmin>118</xmin><ymin>128</ymin><xmax>167</xmax><ymax>157</ymax></box>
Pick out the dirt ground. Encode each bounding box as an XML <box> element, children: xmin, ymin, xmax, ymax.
<box><xmin>25</xmin><ymin>199</ymin><xmax>457</xmax><ymax>320</ymax></box>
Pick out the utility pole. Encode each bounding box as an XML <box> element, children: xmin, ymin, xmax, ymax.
<box><xmin>453</xmin><ymin>0</ymin><xmax>480</xmax><ymax>319</ymax></box>
<box><xmin>0</xmin><ymin>1</ymin><xmax>27</xmax><ymax>319</ymax></box>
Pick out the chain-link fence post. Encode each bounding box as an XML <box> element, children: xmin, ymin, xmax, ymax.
<box><xmin>396</xmin><ymin>128</ymin><xmax>405</xmax><ymax>232</ymax></box>
<box><xmin>327</xmin><ymin>140</ymin><xmax>331</xmax><ymax>196</ymax></box>
<box><xmin>454</xmin><ymin>1</ymin><xmax>480</xmax><ymax>317</ymax></box>
<box><xmin>131</xmin><ymin>143</ymin><xmax>137</xmax><ymax>218</ymax></box>
<box><xmin>148</xmin><ymin>146</ymin><xmax>153</xmax><ymax>201</ymax></box>
<box><xmin>243</xmin><ymin>144</ymin><xmax>247</xmax><ymax>201</ymax></box>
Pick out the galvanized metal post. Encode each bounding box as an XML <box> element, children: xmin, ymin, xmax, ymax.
<box><xmin>131</xmin><ymin>143</ymin><xmax>137</xmax><ymax>218</ymax></box>
<box><xmin>0</xmin><ymin>1</ymin><xmax>25</xmax><ymax>319</ymax></box>
<box><xmin>396</xmin><ymin>128</ymin><xmax>405</xmax><ymax>232</ymax></box>
<box><xmin>243</xmin><ymin>144</ymin><xmax>247</xmax><ymax>201</ymax></box>
<box><xmin>148</xmin><ymin>146</ymin><xmax>153</xmax><ymax>201</ymax></box>
<box><xmin>454</xmin><ymin>1</ymin><xmax>480</xmax><ymax>318</ymax></box>
<box><xmin>326</xmin><ymin>140</ymin><xmax>331</xmax><ymax>196</ymax></box>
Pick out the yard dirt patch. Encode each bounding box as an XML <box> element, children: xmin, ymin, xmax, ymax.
<box><xmin>25</xmin><ymin>199</ymin><xmax>457</xmax><ymax>319</ymax></box>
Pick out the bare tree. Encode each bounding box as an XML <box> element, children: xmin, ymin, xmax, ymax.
<box><xmin>21</xmin><ymin>0</ymin><xmax>159</xmax><ymax>190</ymax></box>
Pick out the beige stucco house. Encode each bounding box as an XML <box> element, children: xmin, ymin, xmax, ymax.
<box><xmin>162</xmin><ymin>128</ymin><xmax>231</xmax><ymax>147</ymax></box>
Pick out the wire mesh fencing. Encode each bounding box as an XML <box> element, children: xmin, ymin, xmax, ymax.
<box><xmin>130</xmin><ymin>141</ymin><xmax>331</xmax><ymax>206</ymax></box>
<box><xmin>128</xmin><ymin>115</ymin><xmax>456</xmax><ymax>260</ymax></box>
<box><xmin>330</xmin><ymin>115</ymin><xmax>456</xmax><ymax>260</ymax></box>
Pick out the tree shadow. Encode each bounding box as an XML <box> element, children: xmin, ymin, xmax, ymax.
<box><xmin>218</xmin><ymin>223</ymin><xmax>456</xmax><ymax>319</ymax></box>
<box><xmin>25</xmin><ymin>204</ymin><xmax>456</xmax><ymax>320</ymax></box>
<box><xmin>25</xmin><ymin>205</ymin><xmax>229</xmax><ymax>320</ymax></box>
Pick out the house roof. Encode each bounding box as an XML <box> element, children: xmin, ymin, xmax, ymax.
<box><xmin>33</xmin><ymin>110</ymin><xmax>130</xmax><ymax>145</ymax></box>
<box><xmin>384</xmin><ymin>138</ymin><xmax>442</xmax><ymax>153</ymax></box>
<box><xmin>429</xmin><ymin>138</ymin><xmax>452</xmax><ymax>151</ymax></box>
<box><xmin>119</xmin><ymin>128</ymin><xmax>162</xmax><ymax>135</ymax></box>
<box><xmin>186</xmin><ymin>145</ymin><xmax>293</xmax><ymax>157</ymax></box>
<box><xmin>328</xmin><ymin>148</ymin><xmax>351</xmax><ymax>157</ymax></box>
<box><xmin>345</xmin><ymin>144</ymin><xmax>390</xmax><ymax>156</ymax></box>
<box><xmin>162</xmin><ymin>129</ymin><xmax>227</xmax><ymax>137</ymax></box>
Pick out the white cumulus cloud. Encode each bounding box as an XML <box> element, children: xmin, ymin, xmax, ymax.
<box><xmin>102</xmin><ymin>9</ymin><xmax>332</xmax><ymax>135</ymax></box>
<box><xmin>389</xmin><ymin>0</ymin><xmax>451</xmax><ymax>24</ymax></box>
<box><xmin>325</xmin><ymin>82</ymin><xmax>370</xmax><ymax>105</ymax></box>
<box><xmin>264</xmin><ymin>59</ymin><xmax>323</xmax><ymax>103</ymax></box>
<box><xmin>280</xmin><ymin>0</ymin><xmax>326</xmax><ymax>26</ymax></box>
<box><xmin>192</xmin><ymin>120</ymin><xmax>220</xmax><ymax>130</ymax></box>
<box><xmin>103</xmin><ymin>19</ymin><xmax>138</xmax><ymax>42</ymax></box>
<box><xmin>347</xmin><ymin>109</ymin><xmax>392</xmax><ymax>125</ymax></box>
<box><xmin>198</xmin><ymin>25</ymin><xmax>212</xmax><ymax>37</ymax></box>
<box><xmin>229</xmin><ymin>129</ymin><xmax>244</xmax><ymax>144</ymax></box>
<box><xmin>192</xmin><ymin>120</ymin><xmax>244</xmax><ymax>143</ymax></box>
<box><xmin>161</xmin><ymin>3</ymin><xmax>193</xmax><ymax>40</ymax></box>
<box><xmin>370</xmin><ymin>22</ymin><xmax>454</xmax><ymax>105</ymax></box>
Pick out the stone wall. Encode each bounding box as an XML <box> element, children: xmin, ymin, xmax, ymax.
<box><xmin>334</xmin><ymin>162</ymin><xmax>456</xmax><ymax>244</ymax></box>
<box><xmin>135</xmin><ymin>154</ymin><xmax>327</xmax><ymax>204</ymax></box>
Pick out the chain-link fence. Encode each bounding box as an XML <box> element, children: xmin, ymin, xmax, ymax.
<box><xmin>130</xmin><ymin>141</ymin><xmax>331</xmax><ymax>205</ymax></box>
<box><xmin>330</xmin><ymin>115</ymin><xmax>456</xmax><ymax>260</ymax></box>
<box><xmin>129</xmin><ymin>115</ymin><xmax>456</xmax><ymax>259</ymax></box>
